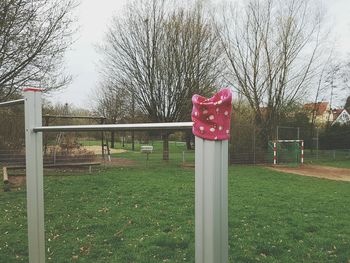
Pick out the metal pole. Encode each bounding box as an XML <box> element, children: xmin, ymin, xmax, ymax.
<box><xmin>24</xmin><ymin>88</ymin><xmax>45</xmax><ymax>263</ymax></box>
<box><xmin>195</xmin><ymin>136</ymin><xmax>228</xmax><ymax>263</ymax></box>
<box><xmin>316</xmin><ymin>128</ymin><xmax>319</xmax><ymax>160</ymax></box>
<box><xmin>273</xmin><ymin>142</ymin><xmax>277</xmax><ymax>165</ymax></box>
<box><xmin>297</xmin><ymin>127</ymin><xmax>300</xmax><ymax>140</ymax></box>
<box><xmin>33</xmin><ymin>122</ymin><xmax>193</xmax><ymax>132</ymax></box>
<box><xmin>101</xmin><ymin>118</ymin><xmax>105</xmax><ymax>159</ymax></box>
<box><xmin>0</xmin><ymin>98</ymin><xmax>25</xmax><ymax>107</ymax></box>
<box><xmin>253</xmin><ymin>126</ymin><xmax>256</xmax><ymax>165</ymax></box>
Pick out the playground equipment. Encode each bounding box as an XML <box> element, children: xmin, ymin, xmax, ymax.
<box><xmin>0</xmin><ymin>88</ymin><xmax>232</xmax><ymax>263</ymax></box>
<box><xmin>43</xmin><ymin>114</ymin><xmax>109</xmax><ymax>160</ymax></box>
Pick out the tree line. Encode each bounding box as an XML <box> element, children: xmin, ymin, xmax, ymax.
<box><xmin>95</xmin><ymin>0</ymin><xmax>348</xmax><ymax>159</ymax></box>
<box><xmin>1</xmin><ymin>0</ymin><xmax>349</xmax><ymax>160</ymax></box>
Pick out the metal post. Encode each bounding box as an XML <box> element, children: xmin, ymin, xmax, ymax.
<box><xmin>24</xmin><ymin>88</ymin><xmax>45</xmax><ymax>263</ymax></box>
<box><xmin>195</xmin><ymin>136</ymin><xmax>228</xmax><ymax>263</ymax></box>
<box><xmin>297</xmin><ymin>127</ymin><xmax>300</xmax><ymax>140</ymax></box>
<box><xmin>316</xmin><ymin>128</ymin><xmax>319</xmax><ymax>160</ymax></box>
<box><xmin>101</xmin><ymin>118</ymin><xmax>105</xmax><ymax>159</ymax></box>
<box><xmin>301</xmin><ymin>140</ymin><xmax>304</xmax><ymax>165</ymax></box>
<box><xmin>273</xmin><ymin>142</ymin><xmax>277</xmax><ymax>165</ymax></box>
<box><xmin>253</xmin><ymin>126</ymin><xmax>256</xmax><ymax>165</ymax></box>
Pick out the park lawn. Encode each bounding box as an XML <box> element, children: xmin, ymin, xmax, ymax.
<box><xmin>1</xmin><ymin>164</ymin><xmax>350</xmax><ymax>262</ymax></box>
<box><xmin>79</xmin><ymin>139</ymin><xmax>102</xmax><ymax>147</ymax></box>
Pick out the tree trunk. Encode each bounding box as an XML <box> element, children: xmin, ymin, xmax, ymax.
<box><xmin>162</xmin><ymin>133</ymin><xmax>169</xmax><ymax>160</ymax></box>
<box><xmin>131</xmin><ymin>131</ymin><xmax>135</xmax><ymax>151</ymax></box>
<box><xmin>111</xmin><ymin>131</ymin><xmax>115</xmax><ymax>148</ymax></box>
<box><xmin>185</xmin><ymin>131</ymin><xmax>192</xmax><ymax>150</ymax></box>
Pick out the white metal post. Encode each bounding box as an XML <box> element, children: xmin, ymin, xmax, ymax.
<box><xmin>24</xmin><ymin>88</ymin><xmax>45</xmax><ymax>263</ymax></box>
<box><xmin>195</xmin><ymin>136</ymin><xmax>228</xmax><ymax>263</ymax></box>
<box><xmin>273</xmin><ymin>142</ymin><xmax>277</xmax><ymax>165</ymax></box>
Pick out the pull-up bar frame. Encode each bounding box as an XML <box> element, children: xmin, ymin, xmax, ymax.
<box><xmin>0</xmin><ymin>98</ymin><xmax>25</xmax><ymax>107</ymax></box>
<box><xmin>5</xmin><ymin>88</ymin><xmax>229</xmax><ymax>263</ymax></box>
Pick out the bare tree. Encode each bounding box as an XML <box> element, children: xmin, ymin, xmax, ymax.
<box><xmin>217</xmin><ymin>0</ymin><xmax>327</xmax><ymax>143</ymax></box>
<box><xmin>0</xmin><ymin>0</ymin><xmax>77</xmax><ymax>101</ymax></box>
<box><xmin>99</xmin><ymin>0</ymin><xmax>222</xmax><ymax>159</ymax></box>
<box><xmin>93</xmin><ymin>80</ymin><xmax>130</xmax><ymax>148</ymax></box>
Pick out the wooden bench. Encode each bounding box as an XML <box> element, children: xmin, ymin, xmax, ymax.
<box><xmin>5</xmin><ymin>162</ymin><xmax>101</xmax><ymax>170</ymax></box>
<box><xmin>2</xmin><ymin>162</ymin><xmax>101</xmax><ymax>190</ymax></box>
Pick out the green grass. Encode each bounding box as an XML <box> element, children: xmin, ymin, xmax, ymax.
<box><xmin>79</xmin><ymin>140</ymin><xmax>102</xmax><ymax>146</ymax></box>
<box><xmin>305</xmin><ymin>149</ymin><xmax>350</xmax><ymax>167</ymax></box>
<box><xmin>1</xmin><ymin>163</ymin><xmax>350</xmax><ymax>262</ymax></box>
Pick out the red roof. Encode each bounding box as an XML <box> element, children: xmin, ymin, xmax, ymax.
<box><xmin>303</xmin><ymin>102</ymin><xmax>329</xmax><ymax>115</ymax></box>
<box><xmin>333</xmin><ymin>108</ymin><xmax>350</xmax><ymax>120</ymax></box>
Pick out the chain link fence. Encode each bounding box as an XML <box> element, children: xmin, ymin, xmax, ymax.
<box><xmin>229</xmin><ymin>123</ymin><xmax>350</xmax><ymax>165</ymax></box>
<box><xmin>0</xmin><ymin>108</ymin><xmax>349</xmax><ymax>169</ymax></box>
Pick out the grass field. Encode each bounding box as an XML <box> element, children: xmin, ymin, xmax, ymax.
<box><xmin>1</xmin><ymin>151</ymin><xmax>350</xmax><ymax>262</ymax></box>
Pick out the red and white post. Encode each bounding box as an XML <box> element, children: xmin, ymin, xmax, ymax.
<box><xmin>301</xmin><ymin>140</ymin><xmax>304</xmax><ymax>165</ymax></box>
<box><xmin>273</xmin><ymin>142</ymin><xmax>277</xmax><ymax>165</ymax></box>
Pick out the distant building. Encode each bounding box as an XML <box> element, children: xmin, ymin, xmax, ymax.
<box><xmin>303</xmin><ymin>102</ymin><xmax>333</xmax><ymax>125</ymax></box>
<box><xmin>332</xmin><ymin>109</ymin><xmax>350</xmax><ymax>126</ymax></box>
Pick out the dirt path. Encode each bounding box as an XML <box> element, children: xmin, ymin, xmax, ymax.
<box><xmin>83</xmin><ymin>146</ymin><xmax>127</xmax><ymax>154</ymax></box>
<box><xmin>268</xmin><ymin>165</ymin><xmax>350</xmax><ymax>182</ymax></box>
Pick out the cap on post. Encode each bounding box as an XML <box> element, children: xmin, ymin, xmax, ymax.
<box><xmin>23</xmin><ymin>87</ymin><xmax>45</xmax><ymax>92</ymax></box>
<box><xmin>192</xmin><ymin>88</ymin><xmax>233</xmax><ymax>141</ymax></box>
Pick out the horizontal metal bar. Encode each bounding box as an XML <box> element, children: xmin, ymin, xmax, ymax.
<box><xmin>43</xmin><ymin>115</ymin><xmax>105</xmax><ymax>120</ymax></box>
<box><xmin>277</xmin><ymin>126</ymin><xmax>299</xmax><ymax>129</ymax></box>
<box><xmin>33</xmin><ymin>122</ymin><xmax>193</xmax><ymax>133</ymax></box>
<box><xmin>0</xmin><ymin>99</ymin><xmax>25</xmax><ymax>107</ymax></box>
<box><xmin>274</xmin><ymin>140</ymin><xmax>303</xmax><ymax>142</ymax></box>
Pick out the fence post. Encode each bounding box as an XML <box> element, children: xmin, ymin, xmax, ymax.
<box><xmin>297</xmin><ymin>127</ymin><xmax>300</xmax><ymax>141</ymax></box>
<box><xmin>316</xmin><ymin>128</ymin><xmax>319</xmax><ymax>160</ymax></box>
<box><xmin>24</xmin><ymin>88</ymin><xmax>45</xmax><ymax>263</ymax></box>
<box><xmin>195</xmin><ymin>137</ymin><xmax>228</xmax><ymax>263</ymax></box>
<box><xmin>253</xmin><ymin>126</ymin><xmax>256</xmax><ymax>165</ymax></box>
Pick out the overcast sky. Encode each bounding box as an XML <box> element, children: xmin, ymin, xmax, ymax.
<box><xmin>50</xmin><ymin>0</ymin><xmax>350</xmax><ymax>108</ymax></box>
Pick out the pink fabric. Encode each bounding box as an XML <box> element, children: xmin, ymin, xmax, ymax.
<box><xmin>192</xmin><ymin>88</ymin><xmax>233</xmax><ymax>141</ymax></box>
<box><xmin>23</xmin><ymin>87</ymin><xmax>44</xmax><ymax>92</ymax></box>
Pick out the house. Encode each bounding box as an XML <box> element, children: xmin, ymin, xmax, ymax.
<box><xmin>332</xmin><ymin>109</ymin><xmax>350</xmax><ymax>125</ymax></box>
<box><xmin>303</xmin><ymin>102</ymin><xmax>333</xmax><ymax>125</ymax></box>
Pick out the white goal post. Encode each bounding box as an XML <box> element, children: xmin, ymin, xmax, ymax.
<box><xmin>272</xmin><ymin>140</ymin><xmax>304</xmax><ymax>165</ymax></box>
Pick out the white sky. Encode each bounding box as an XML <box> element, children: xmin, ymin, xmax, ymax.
<box><xmin>50</xmin><ymin>0</ymin><xmax>350</xmax><ymax>108</ymax></box>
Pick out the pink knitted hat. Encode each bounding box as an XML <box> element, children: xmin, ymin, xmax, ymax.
<box><xmin>192</xmin><ymin>88</ymin><xmax>233</xmax><ymax>141</ymax></box>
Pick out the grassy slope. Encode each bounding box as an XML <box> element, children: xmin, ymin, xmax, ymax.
<box><xmin>1</xmin><ymin>163</ymin><xmax>350</xmax><ymax>262</ymax></box>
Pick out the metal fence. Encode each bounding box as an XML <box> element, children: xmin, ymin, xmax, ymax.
<box><xmin>229</xmin><ymin>123</ymin><xmax>350</xmax><ymax>165</ymax></box>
